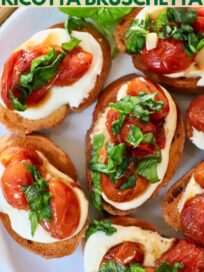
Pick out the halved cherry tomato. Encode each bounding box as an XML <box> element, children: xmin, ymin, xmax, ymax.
<box><xmin>101</xmin><ymin>162</ymin><xmax>148</xmax><ymax>203</ymax></box>
<box><xmin>142</xmin><ymin>39</ymin><xmax>192</xmax><ymax>74</ymax></box>
<box><xmin>157</xmin><ymin>239</ymin><xmax>204</xmax><ymax>272</ymax></box>
<box><xmin>187</xmin><ymin>94</ymin><xmax>204</xmax><ymax>132</ymax></box>
<box><xmin>1</xmin><ymin>159</ymin><xmax>33</xmax><ymax>209</ymax></box>
<box><xmin>128</xmin><ymin>143</ymin><xmax>155</xmax><ymax>159</ymax></box>
<box><xmin>106</xmin><ymin>109</ymin><xmax>119</xmax><ymax>142</ymax></box>
<box><xmin>127</xmin><ymin>77</ymin><xmax>169</xmax><ymax>120</ymax></box>
<box><xmin>41</xmin><ymin>180</ymin><xmax>80</xmax><ymax>239</ymax></box>
<box><xmin>0</xmin><ymin>146</ymin><xmax>42</xmax><ymax>167</ymax></box>
<box><xmin>193</xmin><ymin>8</ymin><xmax>204</xmax><ymax>33</ymax></box>
<box><xmin>101</xmin><ymin>242</ymin><xmax>144</xmax><ymax>266</ymax></box>
<box><xmin>194</xmin><ymin>162</ymin><xmax>204</xmax><ymax>188</ymax></box>
<box><xmin>54</xmin><ymin>48</ymin><xmax>93</xmax><ymax>86</ymax></box>
<box><xmin>181</xmin><ymin>194</ymin><xmax>204</xmax><ymax>247</ymax></box>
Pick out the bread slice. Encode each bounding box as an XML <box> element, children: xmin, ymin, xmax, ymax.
<box><xmin>86</xmin><ymin>74</ymin><xmax>185</xmax><ymax>216</ymax></box>
<box><xmin>115</xmin><ymin>9</ymin><xmax>203</xmax><ymax>94</ymax></box>
<box><xmin>0</xmin><ymin>23</ymin><xmax>111</xmax><ymax>135</ymax></box>
<box><xmin>162</xmin><ymin>168</ymin><xmax>194</xmax><ymax>231</ymax></box>
<box><xmin>0</xmin><ymin>134</ymin><xmax>88</xmax><ymax>258</ymax></box>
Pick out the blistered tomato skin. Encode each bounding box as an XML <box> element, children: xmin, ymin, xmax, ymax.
<box><xmin>187</xmin><ymin>95</ymin><xmax>204</xmax><ymax>132</ymax></box>
<box><xmin>142</xmin><ymin>39</ymin><xmax>192</xmax><ymax>74</ymax></box>
<box><xmin>194</xmin><ymin>162</ymin><xmax>204</xmax><ymax>188</ymax></box>
<box><xmin>101</xmin><ymin>242</ymin><xmax>144</xmax><ymax>266</ymax></box>
<box><xmin>1</xmin><ymin>160</ymin><xmax>34</xmax><ymax>209</ymax></box>
<box><xmin>157</xmin><ymin>239</ymin><xmax>204</xmax><ymax>272</ymax></box>
<box><xmin>41</xmin><ymin>180</ymin><xmax>80</xmax><ymax>240</ymax></box>
<box><xmin>181</xmin><ymin>194</ymin><xmax>204</xmax><ymax>248</ymax></box>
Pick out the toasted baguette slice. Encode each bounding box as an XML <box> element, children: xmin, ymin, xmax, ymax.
<box><xmin>0</xmin><ymin>134</ymin><xmax>88</xmax><ymax>258</ymax></box>
<box><xmin>0</xmin><ymin>23</ymin><xmax>111</xmax><ymax>135</ymax></box>
<box><xmin>86</xmin><ymin>74</ymin><xmax>185</xmax><ymax>216</ymax></box>
<box><xmin>162</xmin><ymin>168</ymin><xmax>195</xmax><ymax>231</ymax></box>
<box><xmin>115</xmin><ymin>9</ymin><xmax>202</xmax><ymax>94</ymax></box>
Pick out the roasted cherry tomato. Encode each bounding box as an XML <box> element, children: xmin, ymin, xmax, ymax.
<box><xmin>193</xmin><ymin>8</ymin><xmax>204</xmax><ymax>33</ymax></box>
<box><xmin>181</xmin><ymin>194</ymin><xmax>204</xmax><ymax>247</ymax></box>
<box><xmin>194</xmin><ymin>162</ymin><xmax>204</xmax><ymax>188</ymax></box>
<box><xmin>142</xmin><ymin>39</ymin><xmax>192</xmax><ymax>74</ymax></box>
<box><xmin>101</xmin><ymin>161</ymin><xmax>148</xmax><ymax>203</ymax></box>
<box><xmin>127</xmin><ymin>78</ymin><xmax>169</xmax><ymax>120</ymax></box>
<box><xmin>1</xmin><ymin>159</ymin><xmax>33</xmax><ymax>209</ymax></box>
<box><xmin>54</xmin><ymin>48</ymin><xmax>93</xmax><ymax>86</ymax></box>
<box><xmin>157</xmin><ymin>239</ymin><xmax>204</xmax><ymax>272</ymax></box>
<box><xmin>106</xmin><ymin>109</ymin><xmax>120</xmax><ymax>142</ymax></box>
<box><xmin>187</xmin><ymin>95</ymin><xmax>204</xmax><ymax>132</ymax></box>
<box><xmin>41</xmin><ymin>180</ymin><xmax>80</xmax><ymax>239</ymax></box>
<box><xmin>102</xmin><ymin>242</ymin><xmax>144</xmax><ymax>266</ymax></box>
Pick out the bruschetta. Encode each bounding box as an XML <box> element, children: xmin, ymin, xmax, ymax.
<box><xmin>0</xmin><ymin>22</ymin><xmax>111</xmax><ymax>135</ymax></box>
<box><xmin>186</xmin><ymin>94</ymin><xmax>204</xmax><ymax>149</ymax></box>
<box><xmin>84</xmin><ymin>216</ymin><xmax>204</xmax><ymax>272</ymax></box>
<box><xmin>115</xmin><ymin>7</ymin><xmax>204</xmax><ymax>94</ymax></box>
<box><xmin>163</xmin><ymin>162</ymin><xmax>204</xmax><ymax>248</ymax></box>
<box><xmin>0</xmin><ymin>134</ymin><xmax>89</xmax><ymax>258</ymax></box>
<box><xmin>86</xmin><ymin>74</ymin><xmax>185</xmax><ymax>215</ymax></box>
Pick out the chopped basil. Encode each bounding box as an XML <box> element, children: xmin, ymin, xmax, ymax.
<box><xmin>137</xmin><ymin>151</ymin><xmax>162</xmax><ymax>183</ymax></box>
<box><xmin>20</xmin><ymin>50</ymin><xmax>66</xmax><ymax>94</ymax></box>
<box><xmin>126</xmin><ymin>125</ymin><xmax>143</xmax><ymax>147</ymax></box>
<box><xmin>154</xmin><ymin>9</ymin><xmax>168</xmax><ymax>32</ymax></box>
<box><xmin>107</xmin><ymin>143</ymin><xmax>125</xmax><ymax>171</ymax></box>
<box><xmin>85</xmin><ymin>219</ymin><xmax>117</xmax><ymax>240</ymax></box>
<box><xmin>142</xmin><ymin>133</ymin><xmax>156</xmax><ymax>144</ymax></box>
<box><xmin>99</xmin><ymin>261</ymin><xmax>183</xmax><ymax>272</ymax></box>
<box><xmin>110</xmin><ymin>93</ymin><xmax>164</xmax><ymax>124</ymax></box>
<box><xmin>112</xmin><ymin>113</ymin><xmax>126</xmax><ymax>136</ymax></box>
<box><xmin>155</xmin><ymin>261</ymin><xmax>184</xmax><ymax>272</ymax></box>
<box><xmin>90</xmin><ymin>134</ymin><xmax>105</xmax><ymax>212</ymax></box>
<box><xmin>65</xmin><ymin>16</ymin><xmax>85</xmax><ymax>34</ymax></box>
<box><xmin>21</xmin><ymin>164</ymin><xmax>52</xmax><ymax>236</ymax></box>
<box><xmin>124</xmin><ymin>13</ymin><xmax>153</xmax><ymax>54</ymax></box>
<box><xmin>167</xmin><ymin>8</ymin><xmax>197</xmax><ymax>24</ymax></box>
<box><xmin>9</xmin><ymin>90</ymin><xmax>26</xmax><ymax>111</ymax></box>
<box><xmin>62</xmin><ymin>37</ymin><xmax>81</xmax><ymax>51</ymax></box>
<box><xmin>119</xmin><ymin>175</ymin><xmax>136</xmax><ymax>190</ymax></box>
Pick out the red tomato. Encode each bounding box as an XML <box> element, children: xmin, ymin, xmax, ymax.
<box><xmin>142</xmin><ymin>39</ymin><xmax>192</xmax><ymax>74</ymax></box>
<box><xmin>102</xmin><ymin>242</ymin><xmax>144</xmax><ymax>266</ymax></box>
<box><xmin>194</xmin><ymin>162</ymin><xmax>204</xmax><ymax>188</ymax></box>
<box><xmin>101</xmin><ymin>164</ymin><xmax>148</xmax><ymax>203</ymax></box>
<box><xmin>41</xmin><ymin>180</ymin><xmax>80</xmax><ymax>239</ymax></box>
<box><xmin>194</xmin><ymin>17</ymin><xmax>204</xmax><ymax>33</ymax></box>
<box><xmin>1</xmin><ymin>160</ymin><xmax>33</xmax><ymax>209</ymax></box>
<box><xmin>106</xmin><ymin>109</ymin><xmax>120</xmax><ymax>142</ymax></box>
<box><xmin>0</xmin><ymin>146</ymin><xmax>42</xmax><ymax>167</ymax></box>
<box><xmin>194</xmin><ymin>7</ymin><xmax>204</xmax><ymax>16</ymax></box>
<box><xmin>54</xmin><ymin>48</ymin><xmax>93</xmax><ymax>86</ymax></box>
<box><xmin>187</xmin><ymin>94</ymin><xmax>204</xmax><ymax>132</ymax></box>
<box><xmin>127</xmin><ymin>77</ymin><xmax>169</xmax><ymax>120</ymax></box>
<box><xmin>181</xmin><ymin>194</ymin><xmax>204</xmax><ymax>247</ymax></box>
<box><xmin>157</xmin><ymin>239</ymin><xmax>204</xmax><ymax>272</ymax></box>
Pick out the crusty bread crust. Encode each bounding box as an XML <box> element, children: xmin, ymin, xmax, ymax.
<box><xmin>162</xmin><ymin>169</ymin><xmax>194</xmax><ymax>231</ymax></box>
<box><xmin>0</xmin><ymin>23</ymin><xmax>111</xmax><ymax>135</ymax></box>
<box><xmin>86</xmin><ymin>74</ymin><xmax>185</xmax><ymax>216</ymax></box>
<box><xmin>115</xmin><ymin>9</ymin><xmax>202</xmax><ymax>94</ymax></box>
<box><xmin>0</xmin><ymin>134</ymin><xmax>88</xmax><ymax>258</ymax></box>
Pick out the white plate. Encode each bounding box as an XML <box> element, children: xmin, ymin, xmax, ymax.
<box><xmin>0</xmin><ymin>7</ymin><xmax>203</xmax><ymax>272</ymax></box>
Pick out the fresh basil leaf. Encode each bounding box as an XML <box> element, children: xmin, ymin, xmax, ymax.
<box><xmin>107</xmin><ymin>143</ymin><xmax>125</xmax><ymax>168</ymax></box>
<box><xmin>126</xmin><ymin>32</ymin><xmax>146</xmax><ymax>54</ymax></box>
<box><xmin>142</xmin><ymin>133</ymin><xmax>156</xmax><ymax>144</ymax></box>
<box><xmin>133</xmin><ymin>104</ymin><xmax>151</xmax><ymax>123</ymax></box>
<box><xmin>62</xmin><ymin>37</ymin><xmax>80</xmax><ymax>51</ymax></box>
<box><xmin>114</xmin><ymin>158</ymin><xmax>131</xmax><ymax>180</ymax></box>
<box><xmin>110</xmin><ymin>100</ymin><xmax>135</xmax><ymax>114</ymax></box>
<box><xmin>188</xmin><ymin>33</ymin><xmax>199</xmax><ymax>54</ymax></box>
<box><xmin>155</xmin><ymin>9</ymin><xmax>168</xmax><ymax>32</ymax></box>
<box><xmin>60</xmin><ymin>7</ymin><xmax>98</xmax><ymax>17</ymax></box>
<box><xmin>22</xmin><ymin>164</ymin><xmax>52</xmax><ymax>236</ymax></box>
<box><xmin>91</xmin><ymin>171</ymin><xmax>103</xmax><ymax>212</ymax></box>
<box><xmin>167</xmin><ymin>8</ymin><xmax>197</xmax><ymax>24</ymax></box>
<box><xmin>137</xmin><ymin>152</ymin><xmax>162</xmax><ymax>183</ymax></box>
<box><xmin>138</xmin><ymin>93</ymin><xmax>164</xmax><ymax>112</ymax></box>
<box><xmin>119</xmin><ymin>175</ymin><xmax>136</xmax><ymax>190</ymax></box>
<box><xmin>86</xmin><ymin>219</ymin><xmax>117</xmax><ymax>240</ymax></box>
<box><xmin>129</xmin><ymin>264</ymin><xmax>146</xmax><ymax>272</ymax></box>
<box><xmin>30</xmin><ymin>48</ymin><xmax>57</xmax><ymax>71</ymax></box>
<box><xmin>65</xmin><ymin>16</ymin><xmax>85</xmax><ymax>34</ymax></box>
<box><xmin>20</xmin><ymin>50</ymin><xmax>66</xmax><ymax>94</ymax></box>
<box><xmin>9</xmin><ymin>90</ymin><xmax>26</xmax><ymax>111</ymax></box>
<box><xmin>91</xmin><ymin>133</ymin><xmax>105</xmax><ymax>163</ymax></box>
<box><xmin>197</xmin><ymin>38</ymin><xmax>204</xmax><ymax>51</ymax></box>
<box><xmin>90</xmin><ymin>162</ymin><xmax>112</xmax><ymax>174</ymax></box>
<box><xmin>112</xmin><ymin>113</ymin><xmax>126</xmax><ymax>136</ymax></box>
<box><xmin>155</xmin><ymin>261</ymin><xmax>184</xmax><ymax>272</ymax></box>
<box><xmin>126</xmin><ymin>125</ymin><xmax>143</xmax><ymax>147</ymax></box>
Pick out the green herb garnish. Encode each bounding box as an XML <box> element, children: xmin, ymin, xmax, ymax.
<box><xmin>62</xmin><ymin>37</ymin><xmax>81</xmax><ymax>51</ymax></box>
<box><xmin>21</xmin><ymin>164</ymin><xmax>52</xmax><ymax>236</ymax></box>
<box><xmin>9</xmin><ymin>90</ymin><xmax>26</xmax><ymax>111</ymax></box>
<box><xmin>85</xmin><ymin>219</ymin><xmax>117</xmax><ymax>240</ymax></box>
